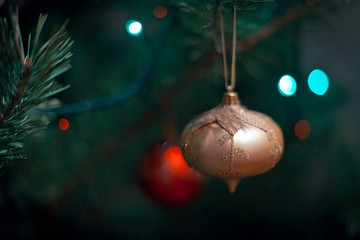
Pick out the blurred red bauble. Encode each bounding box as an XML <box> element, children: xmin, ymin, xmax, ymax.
<box><xmin>139</xmin><ymin>141</ymin><xmax>207</xmax><ymax>207</ymax></box>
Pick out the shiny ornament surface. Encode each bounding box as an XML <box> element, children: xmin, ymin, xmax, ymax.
<box><xmin>139</xmin><ymin>141</ymin><xmax>207</xmax><ymax>207</ymax></box>
<box><xmin>180</xmin><ymin>92</ymin><xmax>284</xmax><ymax>193</ymax></box>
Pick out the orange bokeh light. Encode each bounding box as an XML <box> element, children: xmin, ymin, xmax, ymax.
<box><xmin>153</xmin><ymin>6</ymin><xmax>167</xmax><ymax>19</ymax></box>
<box><xmin>294</xmin><ymin>120</ymin><xmax>311</xmax><ymax>140</ymax></box>
<box><xmin>58</xmin><ymin>118</ymin><xmax>69</xmax><ymax>131</ymax></box>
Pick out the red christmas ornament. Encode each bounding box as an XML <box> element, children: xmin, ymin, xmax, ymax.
<box><xmin>139</xmin><ymin>141</ymin><xmax>207</xmax><ymax>207</ymax></box>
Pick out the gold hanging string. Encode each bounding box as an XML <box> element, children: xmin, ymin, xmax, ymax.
<box><xmin>219</xmin><ymin>4</ymin><xmax>237</xmax><ymax>92</ymax></box>
<box><xmin>230</xmin><ymin>5</ymin><xmax>237</xmax><ymax>92</ymax></box>
<box><xmin>219</xmin><ymin>10</ymin><xmax>229</xmax><ymax>91</ymax></box>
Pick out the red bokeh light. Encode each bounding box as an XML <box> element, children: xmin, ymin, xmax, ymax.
<box><xmin>58</xmin><ymin>118</ymin><xmax>69</xmax><ymax>131</ymax></box>
<box><xmin>153</xmin><ymin>6</ymin><xmax>167</xmax><ymax>19</ymax></box>
<box><xmin>139</xmin><ymin>141</ymin><xmax>206</xmax><ymax>207</ymax></box>
<box><xmin>294</xmin><ymin>120</ymin><xmax>311</xmax><ymax>140</ymax></box>
<box><xmin>164</xmin><ymin>147</ymin><xmax>189</xmax><ymax>174</ymax></box>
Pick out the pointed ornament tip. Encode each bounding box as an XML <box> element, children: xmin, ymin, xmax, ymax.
<box><xmin>225</xmin><ymin>178</ymin><xmax>240</xmax><ymax>194</ymax></box>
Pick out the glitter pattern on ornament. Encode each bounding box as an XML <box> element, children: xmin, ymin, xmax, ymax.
<box><xmin>180</xmin><ymin>92</ymin><xmax>284</xmax><ymax>193</ymax></box>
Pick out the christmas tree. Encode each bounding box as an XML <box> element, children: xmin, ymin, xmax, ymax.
<box><xmin>1</xmin><ymin>0</ymin><xmax>360</xmax><ymax>239</ymax></box>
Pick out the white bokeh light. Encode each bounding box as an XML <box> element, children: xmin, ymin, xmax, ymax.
<box><xmin>278</xmin><ymin>75</ymin><xmax>297</xmax><ymax>97</ymax></box>
<box><xmin>126</xmin><ymin>20</ymin><xmax>142</xmax><ymax>36</ymax></box>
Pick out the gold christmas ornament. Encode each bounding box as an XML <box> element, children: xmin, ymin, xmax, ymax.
<box><xmin>180</xmin><ymin>92</ymin><xmax>284</xmax><ymax>193</ymax></box>
<box><xmin>180</xmin><ymin>5</ymin><xmax>284</xmax><ymax>193</ymax></box>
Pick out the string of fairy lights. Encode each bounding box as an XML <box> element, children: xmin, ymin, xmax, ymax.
<box><xmin>56</xmin><ymin>5</ymin><xmax>168</xmax><ymax>131</ymax></box>
<box><xmin>278</xmin><ymin>69</ymin><xmax>329</xmax><ymax>97</ymax></box>
<box><xmin>277</xmin><ymin>69</ymin><xmax>330</xmax><ymax>140</ymax></box>
<box><xmin>55</xmin><ymin>4</ymin><xmax>330</xmax><ymax>143</ymax></box>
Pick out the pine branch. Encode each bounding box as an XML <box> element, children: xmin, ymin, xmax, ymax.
<box><xmin>0</xmin><ymin>67</ymin><xmax>31</xmax><ymax>128</ymax></box>
<box><xmin>0</xmin><ymin>12</ymin><xmax>73</xmax><ymax>172</ymax></box>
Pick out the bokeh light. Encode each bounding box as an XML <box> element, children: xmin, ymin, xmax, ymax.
<box><xmin>164</xmin><ymin>146</ymin><xmax>189</xmax><ymax>175</ymax></box>
<box><xmin>58</xmin><ymin>118</ymin><xmax>69</xmax><ymax>131</ymax></box>
<box><xmin>294</xmin><ymin>120</ymin><xmax>311</xmax><ymax>140</ymax></box>
<box><xmin>153</xmin><ymin>6</ymin><xmax>167</xmax><ymax>19</ymax></box>
<box><xmin>125</xmin><ymin>20</ymin><xmax>142</xmax><ymax>36</ymax></box>
<box><xmin>308</xmin><ymin>69</ymin><xmax>329</xmax><ymax>95</ymax></box>
<box><xmin>139</xmin><ymin>142</ymin><xmax>207</xmax><ymax>207</ymax></box>
<box><xmin>278</xmin><ymin>75</ymin><xmax>297</xmax><ymax>97</ymax></box>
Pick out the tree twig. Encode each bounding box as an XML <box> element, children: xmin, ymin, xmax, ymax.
<box><xmin>0</xmin><ymin>66</ymin><xmax>31</xmax><ymax>128</ymax></box>
<box><xmin>237</xmin><ymin>0</ymin><xmax>321</xmax><ymax>51</ymax></box>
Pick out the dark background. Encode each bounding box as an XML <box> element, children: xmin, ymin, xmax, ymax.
<box><xmin>1</xmin><ymin>0</ymin><xmax>360</xmax><ymax>239</ymax></box>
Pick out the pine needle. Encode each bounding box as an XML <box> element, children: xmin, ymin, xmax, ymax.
<box><xmin>0</xmin><ymin>12</ymin><xmax>73</xmax><ymax>173</ymax></box>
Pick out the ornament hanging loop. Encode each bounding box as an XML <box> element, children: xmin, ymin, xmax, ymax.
<box><xmin>220</xmin><ymin>3</ymin><xmax>237</xmax><ymax>92</ymax></box>
<box><xmin>230</xmin><ymin>4</ymin><xmax>237</xmax><ymax>92</ymax></box>
<box><xmin>219</xmin><ymin>7</ymin><xmax>229</xmax><ymax>91</ymax></box>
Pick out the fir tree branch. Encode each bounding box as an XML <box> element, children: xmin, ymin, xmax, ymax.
<box><xmin>0</xmin><ymin>12</ymin><xmax>72</xmax><ymax>172</ymax></box>
<box><xmin>0</xmin><ymin>65</ymin><xmax>31</xmax><ymax>127</ymax></box>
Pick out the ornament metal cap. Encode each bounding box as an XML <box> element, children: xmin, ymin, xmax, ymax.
<box><xmin>222</xmin><ymin>92</ymin><xmax>240</xmax><ymax>105</ymax></box>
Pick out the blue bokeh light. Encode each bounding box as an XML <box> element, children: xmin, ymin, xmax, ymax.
<box><xmin>308</xmin><ymin>69</ymin><xmax>329</xmax><ymax>95</ymax></box>
<box><xmin>278</xmin><ymin>75</ymin><xmax>297</xmax><ymax>97</ymax></box>
<box><xmin>125</xmin><ymin>20</ymin><xmax>142</xmax><ymax>36</ymax></box>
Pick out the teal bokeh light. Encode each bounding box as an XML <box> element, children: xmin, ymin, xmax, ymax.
<box><xmin>308</xmin><ymin>69</ymin><xmax>329</xmax><ymax>95</ymax></box>
<box><xmin>278</xmin><ymin>75</ymin><xmax>297</xmax><ymax>97</ymax></box>
<box><xmin>125</xmin><ymin>20</ymin><xmax>142</xmax><ymax>36</ymax></box>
